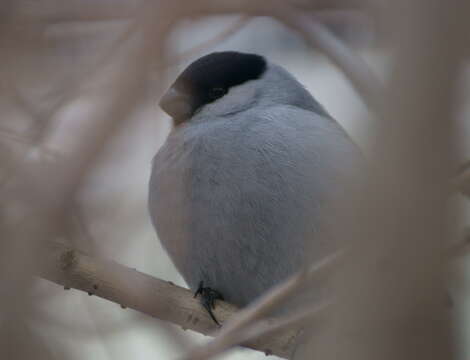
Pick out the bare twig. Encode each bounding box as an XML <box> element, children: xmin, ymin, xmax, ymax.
<box><xmin>161</xmin><ymin>1</ymin><xmax>383</xmax><ymax>112</ymax></box>
<box><xmin>181</xmin><ymin>252</ymin><xmax>341</xmax><ymax>360</ymax></box>
<box><xmin>37</xmin><ymin>241</ymin><xmax>303</xmax><ymax>359</ymax></box>
<box><xmin>273</xmin><ymin>10</ymin><xmax>383</xmax><ymax>112</ymax></box>
<box><xmin>1</xmin><ymin>6</ymin><xmax>176</xmax><ymax>357</ymax></box>
<box><xmin>240</xmin><ymin>302</ymin><xmax>329</xmax><ymax>347</ymax></box>
<box><xmin>36</xmin><ymin>20</ymin><xmax>140</xmax><ymax>142</ymax></box>
<box><xmin>310</xmin><ymin>2</ymin><xmax>463</xmax><ymax>360</ymax></box>
<box><xmin>18</xmin><ymin>0</ymin><xmax>360</xmax><ymax>23</ymax></box>
<box><xmin>190</xmin><ymin>301</ymin><xmax>330</xmax><ymax>360</ymax></box>
<box><xmin>170</xmin><ymin>16</ymin><xmax>252</xmax><ymax>65</ymax></box>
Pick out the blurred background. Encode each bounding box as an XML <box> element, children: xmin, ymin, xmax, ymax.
<box><xmin>1</xmin><ymin>1</ymin><xmax>470</xmax><ymax>360</ymax></box>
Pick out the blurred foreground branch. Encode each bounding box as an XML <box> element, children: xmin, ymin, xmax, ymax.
<box><xmin>454</xmin><ymin>166</ymin><xmax>470</xmax><ymax>198</ymax></box>
<box><xmin>38</xmin><ymin>242</ymin><xmax>301</xmax><ymax>359</ymax></box>
<box><xmin>181</xmin><ymin>252</ymin><xmax>340</xmax><ymax>360</ymax></box>
<box><xmin>309</xmin><ymin>1</ymin><xmax>464</xmax><ymax>360</ymax></box>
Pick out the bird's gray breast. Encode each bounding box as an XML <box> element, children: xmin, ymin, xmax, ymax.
<box><xmin>149</xmin><ymin>107</ymin><xmax>356</xmax><ymax>307</ymax></box>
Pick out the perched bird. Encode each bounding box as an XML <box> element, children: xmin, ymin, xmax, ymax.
<box><xmin>149</xmin><ymin>51</ymin><xmax>360</xmax><ymax>325</ymax></box>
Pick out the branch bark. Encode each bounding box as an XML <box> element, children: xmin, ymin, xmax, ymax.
<box><xmin>37</xmin><ymin>242</ymin><xmax>299</xmax><ymax>359</ymax></box>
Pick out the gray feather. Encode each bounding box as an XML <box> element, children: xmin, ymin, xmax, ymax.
<box><xmin>149</xmin><ymin>102</ymin><xmax>360</xmax><ymax>307</ymax></box>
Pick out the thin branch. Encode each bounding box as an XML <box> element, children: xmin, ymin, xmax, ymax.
<box><xmin>187</xmin><ymin>302</ymin><xmax>331</xmax><ymax>360</ymax></box>
<box><xmin>0</xmin><ymin>128</ymin><xmax>40</xmax><ymax>147</ymax></box>
<box><xmin>166</xmin><ymin>1</ymin><xmax>384</xmax><ymax>112</ymax></box>
<box><xmin>311</xmin><ymin>1</ymin><xmax>462</xmax><ymax>359</ymax></box>
<box><xmin>240</xmin><ymin>302</ymin><xmax>329</xmax><ymax>347</ymax></box>
<box><xmin>181</xmin><ymin>252</ymin><xmax>341</xmax><ymax>360</ymax></box>
<box><xmin>41</xmin><ymin>15</ymin><xmax>249</xmax><ymax>142</ymax></box>
<box><xmin>453</xmin><ymin>166</ymin><xmax>470</xmax><ymax>198</ymax></box>
<box><xmin>273</xmin><ymin>10</ymin><xmax>383</xmax><ymax>112</ymax></box>
<box><xmin>18</xmin><ymin>0</ymin><xmax>359</xmax><ymax>23</ymax></box>
<box><xmin>36</xmin><ymin>20</ymin><xmax>139</xmax><ymax>142</ymax></box>
<box><xmin>171</xmin><ymin>16</ymin><xmax>252</xmax><ymax>64</ymax></box>
<box><xmin>37</xmin><ymin>241</ymin><xmax>303</xmax><ymax>359</ymax></box>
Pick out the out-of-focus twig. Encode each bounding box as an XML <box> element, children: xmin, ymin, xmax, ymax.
<box><xmin>169</xmin><ymin>16</ymin><xmax>252</xmax><ymax>65</ymax></box>
<box><xmin>37</xmin><ymin>9</ymin><xmax>249</xmax><ymax>141</ymax></box>
<box><xmin>36</xmin><ymin>20</ymin><xmax>140</xmax><ymax>142</ymax></box>
<box><xmin>37</xmin><ymin>241</ymin><xmax>300</xmax><ymax>359</ymax></box>
<box><xmin>163</xmin><ymin>1</ymin><xmax>383</xmax><ymax>112</ymax></box>
<box><xmin>274</xmin><ymin>10</ymin><xmax>383</xmax><ymax>112</ymax></box>
<box><xmin>453</xmin><ymin>166</ymin><xmax>470</xmax><ymax>198</ymax></box>
<box><xmin>189</xmin><ymin>301</ymin><xmax>330</xmax><ymax>360</ymax></box>
<box><xmin>310</xmin><ymin>2</ymin><xmax>463</xmax><ymax>360</ymax></box>
<box><xmin>240</xmin><ymin>302</ymin><xmax>328</xmax><ymax>347</ymax></box>
<box><xmin>181</xmin><ymin>252</ymin><xmax>341</xmax><ymax>360</ymax></box>
<box><xmin>18</xmin><ymin>0</ymin><xmax>360</xmax><ymax>23</ymax></box>
<box><xmin>17</xmin><ymin>0</ymin><xmax>139</xmax><ymax>23</ymax></box>
<box><xmin>1</xmin><ymin>4</ymin><xmax>175</xmax><ymax>357</ymax></box>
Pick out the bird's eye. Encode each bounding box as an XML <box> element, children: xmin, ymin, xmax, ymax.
<box><xmin>208</xmin><ymin>87</ymin><xmax>226</xmax><ymax>100</ymax></box>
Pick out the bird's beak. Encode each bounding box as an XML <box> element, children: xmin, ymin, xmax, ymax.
<box><xmin>159</xmin><ymin>87</ymin><xmax>193</xmax><ymax>125</ymax></box>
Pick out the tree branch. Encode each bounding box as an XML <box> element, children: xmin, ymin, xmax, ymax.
<box><xmin>37</xmin><ymin>241</ymin><xmax>299</xmax><ymax>359</ymax></box>
<box><xmin>272</xmin><ymin>10</ymin><xmax>383</xmax><ymax>112</ymax></box>
<box><xmin>170</xmin><ymin>16</ymin><xmax>252</xmax><ymax>65</ymax></box>
<box><xmin>182</xmin><ymin>252</ymin><xmax>340</xmax><ymax>360</ymax></box>
<box><xmin>182</xmin><ymin>301</ymin><xmax>330</xmax><ymax>360</ymax></box>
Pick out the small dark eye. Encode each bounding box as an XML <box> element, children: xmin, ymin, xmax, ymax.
<box><xmin>208</xmin><ymin>87</ymin><xmax>226</xmax><ymax>100</ymax></box>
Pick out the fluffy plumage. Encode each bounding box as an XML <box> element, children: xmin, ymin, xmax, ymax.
<box><xmin>149</xmin><ymin>51</ymin><xmax>360</xmax><ymax>308</ymax></box>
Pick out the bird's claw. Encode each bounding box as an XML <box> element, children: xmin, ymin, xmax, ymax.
<box><xmin>194</xmin><ymin>281</ymin><xmax>224</xmax><ymax>326</ymax></box>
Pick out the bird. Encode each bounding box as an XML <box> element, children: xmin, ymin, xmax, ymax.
<box><xmin>149</xmin><ymin>51</ymin><xmax>361</xmax><ymax>326</ymax></box>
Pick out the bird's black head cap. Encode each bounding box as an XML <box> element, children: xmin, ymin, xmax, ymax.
<box><xmin>168</xmin><ymin>51</ymin><xmax>267</xmax><ymax>120</ymax></box>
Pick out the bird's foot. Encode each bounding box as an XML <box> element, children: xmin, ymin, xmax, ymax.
<box><xmin>194</xmin><ymin>281</ymin><xmax>224</xmax><ymax>326</ymax></box>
